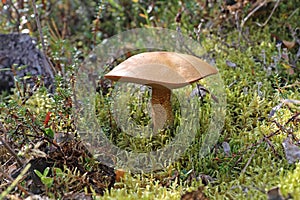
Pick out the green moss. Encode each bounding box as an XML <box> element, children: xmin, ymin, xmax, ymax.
<box><xmin>280</xmin><ymin>163</ymin><xmax>300</xmax><ymax>198</ymax></box>
<box><xmin>98</xmin><ymin>16</ymin><xmax>299</xmax><ymax>199</ymax></box>
<box><xmin>1</xmin><ymin>0</ymin><xmax>299</xmax><ymax>199</ymax></box>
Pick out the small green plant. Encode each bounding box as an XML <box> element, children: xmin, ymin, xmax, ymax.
<box><xmin>34</xmin><ymin>167</ymin><xmax>54</xmax><ymax>188</ymax></box>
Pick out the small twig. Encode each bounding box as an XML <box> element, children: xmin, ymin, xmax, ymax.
<box><xmin>240</xmin><ymin>0</ymin><xmax>267</xmax><ymax>28</ymax></box>
<box><xmin>195</xmin><ymin>83</ymin><xmax>219</xmax><ymax>103</ymax></box>
<box><xmin>0</xmin><ymin>164</ymin><xmax>31</xmax><ymax>198</ymax></box>
<box><xmin>31</xmin><ymin>0</ymin><xmax>56</xmax><ymax>76</ymax></box>
<box><xmin>21</xmin><ymin>81</ymin><xmax>40</xmax><ymax>105</ymax></box>
<box><xmin>234</xmin><ymin>154</ymin><xmax>243</xmax><ymax>167</ymax></box>
<box><xmin>0</xmin><ymin>166</ymin><xmax>30</xmax><ymax>196</ymax></box>
<box><xmin>241</xmin><ymin>148</ymin><xmax>257</xmax><ymax>174</ymax></box>
<box><xmin>237</xmin><ymin>112</ymin><xmax>300</xmax><ymax>156</ymax></box>
<box><xmin>176</xmin><ymin>26</ymin><xmax>198</xmax><ymax>57</ymax></box>
<box><xmin>6</xmin><ymin>0</ymin><xmax>21</xmax><ymax>32</ymax></box>
<box><xmin>176</xmin><ymin>25</ymin><xmax>212</xmax><ymax>60</ymax></box>
<box><xmin>228</xmin><ymin>79</ymin><xmax>239</xmax><ymax>88</ymax></box>
<box><xmin>263</xmin><ymin>136</ymin><xmax>280</xmax><ymax>158</ymax></box>
<box><xmin>0</xmin><ymin>123</ymin><xmax>24</xmax><ymax>167</ymax></box>
<box><xmin>284</xmin><ymin>112</ymin><xmax>300</xmax><ymax>125</ymax></box>
<box><xmin>271</xmin><ymin>119</ymin><xmax>294</xmax><ymax>135</ymax></box>
<box><xmin>24</xmin><ymin>133</ymin><xmax>62</xmax><ymax>150</ymax></box>
<box><xmin>255</xmin><ymin>0</ymin><xmax>281</xmax><ymax>27</ymax></box>
<box><xmin>31</xmin><ymin>0</ymin><xmax>46</xmax><ymax>53</ymax></box>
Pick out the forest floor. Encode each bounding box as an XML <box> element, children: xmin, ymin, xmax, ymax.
<box><xmin>0</xmin><ymin>1</ymin><xmax>299</xmax><ymax>199</ymax></box>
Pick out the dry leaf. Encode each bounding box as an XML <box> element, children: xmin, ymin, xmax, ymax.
<box><xmin>282</xmin><ymin>40</ymin><xmax>296</xmax><ymax>50</ymax></box>
<box><xmin>197</xmin><ymin>174</ymin><xmax>216</xmax><ymax>186</ymax></box>
<box><xmin>181</xmin><ymin>187</ymin><xmax>210</xmax><ymax>200</ymax></box>
<box><xmin>222</xmin><ymin>142</ymin><xmax>231</xmax><ymax>156</ymax></box>
<box><xmin>268</xmin><ymin>102</ymin><xmax>283</xmax><ymax>118</ymax></box>
<box><xmin>269</xmin><ymin>99</ymin><xmax>300</xmax><ymax>118</ymax></box>
<box><xmin>267</xmin><ymin>187</ymin><xmax>284</xmax><ymax>200</ymax></box>
<box><xmin>226</xmin><ymin>60</ymin><xmax>237</xmax><ymax>68</ymax></box>
<box><xmin>282</xmin><ymin>135</ymin><xmax>300</xmax><ymax>164</ymax></box>
<box><xmin>282</xmin><ymin>99</ymin><xmax>300</xmax><ymax>106</ymax></box>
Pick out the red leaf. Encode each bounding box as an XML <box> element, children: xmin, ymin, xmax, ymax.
<box><xmin>44</xmin><ymin>112</ymin><xmax>52</xmax><ymax>127</ymax></box>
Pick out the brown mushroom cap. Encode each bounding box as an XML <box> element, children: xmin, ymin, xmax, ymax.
<box><xmin>104</xmin><ymin>52</ymin><xmax>217</xmax><ymax>89</ymax></box>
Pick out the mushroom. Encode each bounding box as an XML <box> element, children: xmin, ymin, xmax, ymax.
<box><xmin>104</xmin><ymin>51</ymin><xmax>218</xmax><ymax>132</ymax></box>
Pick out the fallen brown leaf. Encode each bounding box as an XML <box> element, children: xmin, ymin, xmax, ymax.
<box><xmin>282</xmin><ymin>40</ymin><xmax>296</xmax><ymax>50</ymax></box>
<box><xmin>282</xmin><ymin>135</ymin><xmax>300</xmax><ymax>164</ymax></box>
<box><xmin>181</xmin><ymin>187</ymin><xmax>209</xmax><ymax>200</ymax></box>
<box><xmin>267</xmin><ymin>187</ymin><xmax>284</xmax><ymax>200</ymax></box>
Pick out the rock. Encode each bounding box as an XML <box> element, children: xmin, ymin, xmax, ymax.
<box><xmin>0</xmin><ymin>33</ymin><xmax>54</xmax><ymax>93</ymax></box>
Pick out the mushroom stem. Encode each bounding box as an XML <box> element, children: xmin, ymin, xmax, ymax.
<box><xmin>151</xmin><ymin>86</ymin><xmax>173</xmax><ymax>133</ymax></box>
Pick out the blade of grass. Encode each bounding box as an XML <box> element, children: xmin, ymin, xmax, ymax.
<box><xmin>0</xmin><ymin>164</ymin><xmax>31</xmax><ymax>199</ymax></box>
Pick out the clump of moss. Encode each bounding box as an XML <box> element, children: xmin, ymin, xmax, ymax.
<box><xmin>280</xmin><ymin>163</ymin><xmax>300</xmax><ymax>199</ymax></box>
<box><xmin>95</xmin><ymin>82</ymin><xmax>212</xmax><ymax>153</ymax></box>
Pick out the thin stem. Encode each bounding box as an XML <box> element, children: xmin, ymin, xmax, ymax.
<box><xmin>31</xmin><ymin>0</ymin><xmax>56</xmax><ymax>76</ymax></box>
<box><xmin>151</xmin><ymin>86</ymin><xmax>173</xmax><ymax>133</ymax></box>
<box><xmin>0</xmin><ymin>123</ymin><xmax>24</xmax><ymax>167</ymax></box>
